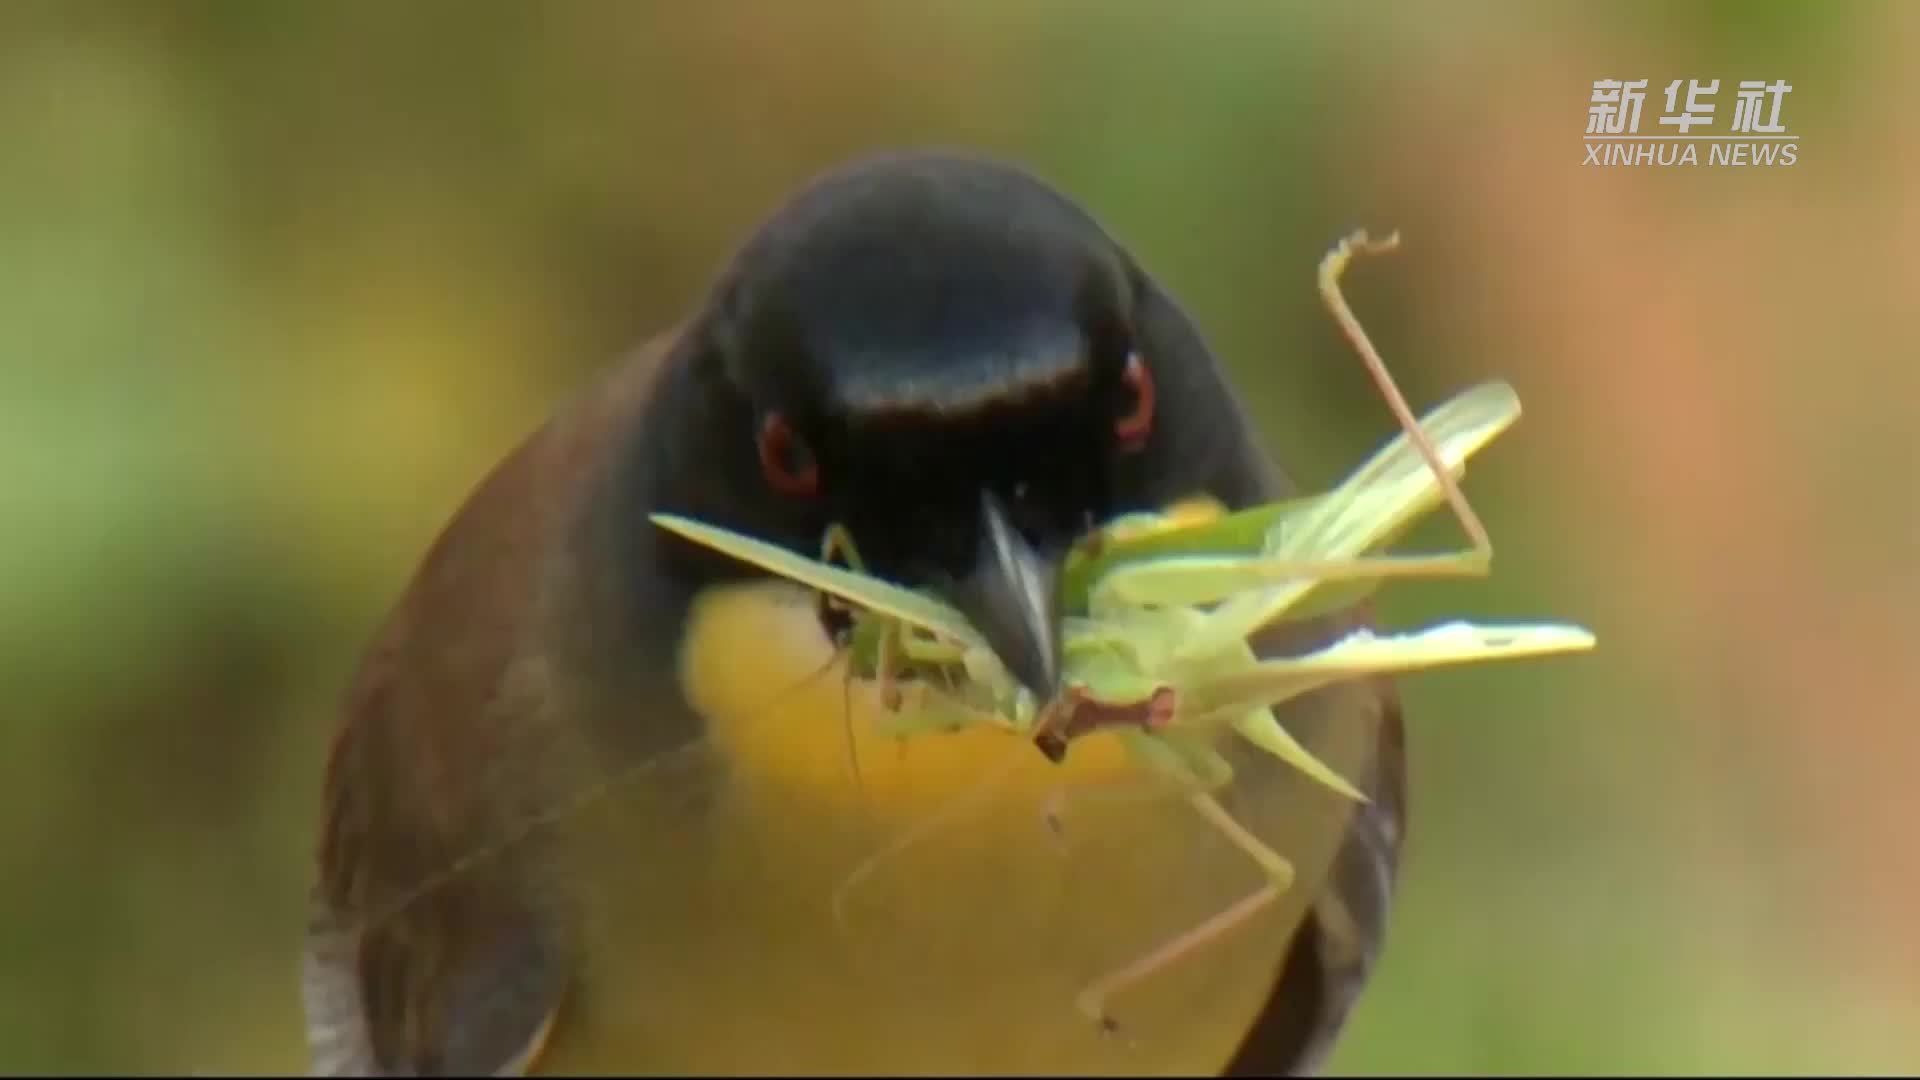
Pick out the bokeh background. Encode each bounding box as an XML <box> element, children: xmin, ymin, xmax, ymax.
<box><xmin>6</xmin><ymin>1</ymin><xmax>1916</xmax><ymax>1072</ymax></box>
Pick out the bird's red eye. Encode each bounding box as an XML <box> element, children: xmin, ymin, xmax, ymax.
<box><xmin>757</xmin><ymin>412</ymin><xmax>819</xmax><ymax>496</ymax></box>
<box><xmin>1115</xmin><ymin>353</ymin><xmax>1155</xmax><ymax>451</ymax></box>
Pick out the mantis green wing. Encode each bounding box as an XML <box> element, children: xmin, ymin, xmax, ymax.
<box><xmin>1180</xmin><ymin>620</ymin><xmax>1599</xmax><ymax>730</ymax></box>
<box><xmin>1088</xmin><ymin>380</ymin><xmax>1519</xmax><ymax>622</ymax></box>
<box><xmin>650</xmin><ymin>513</ymin><xmax>985</xmax><ymax>651</ymax></box>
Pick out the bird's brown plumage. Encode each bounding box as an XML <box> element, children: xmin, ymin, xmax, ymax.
<box><xmin>308</xmin><ymin>335</ymin><xmax>681</xmax><ymax>1075</ymax></box>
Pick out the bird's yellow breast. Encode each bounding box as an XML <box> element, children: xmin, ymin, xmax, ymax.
<box><xmin>537</xmin><ymin>579</ymin><xmax>1366</xmax><ymax>1075</ymax></box>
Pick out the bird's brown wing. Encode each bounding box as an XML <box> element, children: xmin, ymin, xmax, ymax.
<box><xmin>303</xmin><ymin>336</ymin><xmax>678</xmax><ymax>1076</ymax></box>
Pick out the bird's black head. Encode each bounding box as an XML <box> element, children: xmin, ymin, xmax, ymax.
<box><xmin>651</xmin><ymin>151</ymin><xmax>1278</xmax><ymax>700</ymax></box>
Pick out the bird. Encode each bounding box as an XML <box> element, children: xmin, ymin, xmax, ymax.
<box><xmin>302</xmin><ymin>149</ymin><xmax>1406</xmax><ymax>1077</ymax></box>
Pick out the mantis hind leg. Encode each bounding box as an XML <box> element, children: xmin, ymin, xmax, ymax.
<box><xmin>1320</xmin><ymin>229</ymin><xmax>1492</xmax><ymax>570</ymax></box>
<box><xmin>1072</xmin><ymin>791</ymin><xmax>1297</xmax><ymax>1034</ymax></box>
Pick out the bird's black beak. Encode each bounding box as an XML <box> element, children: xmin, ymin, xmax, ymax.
<box><xmin>947</xmin><ymin>490</ymin><xmax>1065</xmax><ymax>701</ymax></box>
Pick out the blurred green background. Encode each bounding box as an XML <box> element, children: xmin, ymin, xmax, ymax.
<box><xmin>5</xmin><ymin>1</ymin><xmax>1917</xmax><ymax>1072</ymax></box>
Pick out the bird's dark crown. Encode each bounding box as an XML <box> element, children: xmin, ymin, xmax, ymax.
<box><xmin>654</xmin><ymin>153</ymin><xmax>1164</xmax><ymax>579</ymax></box>
<box><xmin>709</xmin><ymin>151</ymin><xmax>1137</xmax><ymax>422</ymax></box>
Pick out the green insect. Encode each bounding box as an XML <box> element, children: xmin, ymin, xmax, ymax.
<box><xmin>649</xmin><ymin>229</ymin><xmax>1597</xmax><ymax>1030</ymax></box>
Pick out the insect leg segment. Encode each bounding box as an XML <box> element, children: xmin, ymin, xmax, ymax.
<box><xmin>1319</xmin><ymin>228</ymin><xmax>1492</xmax><ymax>572</ymax></box>
<box><xmin>1071</xmin><ymin>769</ymin><xmax>1299</xmax><ymax>1034</ymax></box>
<box><xmin>816</xmin><ymin>522</ymin><xmax>869</xmax><ymax>645</ymax></box>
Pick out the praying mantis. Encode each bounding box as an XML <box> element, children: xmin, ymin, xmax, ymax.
<box><xmin>649</xmin><ymin>228</ymin><xmax>1596</xmax><ymax>1032</ymax></box>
